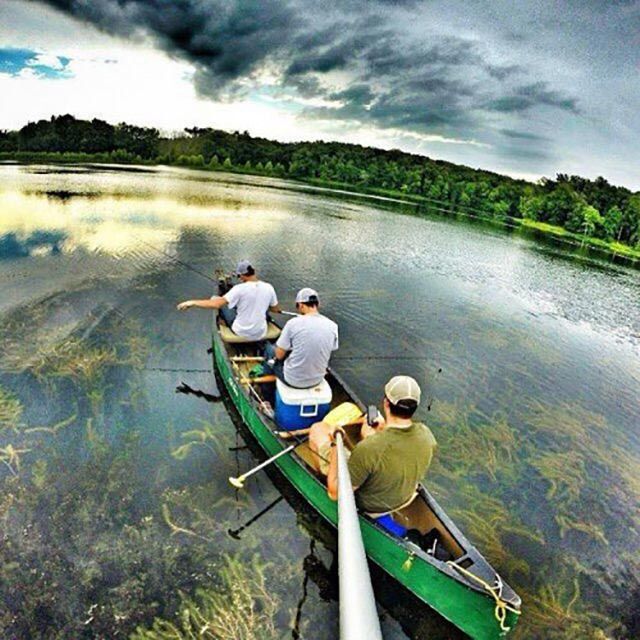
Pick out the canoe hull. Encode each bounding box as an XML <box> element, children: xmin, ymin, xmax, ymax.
<box><xmin>212</xmin><ymin>331</ymin><xmax>519</xmax><ymax>640</ymax></box>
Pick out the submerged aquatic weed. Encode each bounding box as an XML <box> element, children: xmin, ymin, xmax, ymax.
<box><xmin>522</xmin><ymin>400</ymin><xmax>606</xmax><ymax>452</ymax></box>
<box><xmin>30</xmin><ymin>337</ymin><xmax>118</xmax><ymax>386</ymax></box>
<box><xmin>531</xmin><ymin>451</ymin><xmax>585</xmax><ymax>503</ymax></box>
<box><xmin>515</xmin><ymin>576</ymin><xmax>617</xmax><ymax>640</ymax></box>
<box><xmin>171</xmin><ymin>419</ymin><xmax>230</xmax><ymax>460</ymax></box>
<box><xmin>23</xmin><ymin>409</ymin><xmax>77</xmax><ymax>435</ymax></box>
<box><xmin>161</xmin><ymin>503</ymin><xmax>215</xmax><ymax>543</ymax></box>
<box><xmin>524</xmin><ymin>399</ymin><xmax>640</xmax><ymax>541</ymax></box>
<box><xmin>0</xmin><ymin>444</ymin><xmax>31</xmax><ymax>476</ymax></box>
<box><xmin>119</xmin><ymin>330</ymin><xmax>152</xmax><ymax>369</ymax></box>
<box><xmin>429</xmin><ymin>401</ymin><xmax>518</xmax><ymax>482</ymax></box>
<box><xmin>0</xmin><ymin>430</ymin><xmax>223</xmax><ymax>639</ymax></box>
<box><xmin>441</xmin><ymin>481</ymin><xmax>543</xmax><ymax>578</ymax></box>
<box><xmin>131</xmin><ymin>554</ymin><xmax>280</xmax><ymax>640</ymax></box>
<box><xmin>530</xmin><ymin>450</ymin><xmax>608</xmax><ymax>544</ymax></box>
<box><xmin>0</xmin><ymin>386</ymin><xmax>23</xmax><ymax>433</ymax></box>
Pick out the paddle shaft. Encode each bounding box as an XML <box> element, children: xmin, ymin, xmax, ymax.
<box><xmin>336</xmin><ymin>432</ymin><xmax>383</xmax><ymax>640</ymax></box>
<box><xmin>231</xmin><ymin>442</ymin><xmax>299</xmax><ymax>486</ymax></box>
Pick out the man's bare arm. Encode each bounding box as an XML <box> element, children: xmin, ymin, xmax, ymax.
<box><xmin>177</xmin><ymin>296</ymin><xmax>228</xmax><ymax>311</ymax></box>
<box><xmin>274</xmin><ymin>346</ymin><xmax>287</xmax><ymax>360</ymax></box>
<box><xmin>269</xmin><ymin>304</ymin><xmax>282</xmax><ymax>313</ymax></box>
<box><xmin>327</xmin><ymin>444</ymin><xmax>338</xmax><ymax>500</ymax></box>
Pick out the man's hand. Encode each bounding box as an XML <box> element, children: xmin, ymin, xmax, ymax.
<box><xmin>370</xmin><ymin>413</ymin><xmax>385</xmax><ymax>429</ymax></box>
<box><xmin>328</xmin><ymin>425</ymin><xmax>346</xmax><ymax>442</ymax></box>
<box><xmin>177</xmin><ymin>300</ymin><xmax>195</xmax><ymax>311</ymax></box>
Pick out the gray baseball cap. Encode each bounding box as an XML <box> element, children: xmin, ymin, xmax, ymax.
<box><xmin>295</xmin><ymin>287</ymin><xmax>319</xmax><ymax>304</ymax></box>
<box><xmin>235</xmin><ymin>259</ymin><xmax>253</xmax><ymax>275</ymax></box>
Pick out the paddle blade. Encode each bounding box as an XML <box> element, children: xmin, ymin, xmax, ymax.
<box><xmin>229</xmin><ymin>476</ymin><xmax>245</xmax><ymax>489</ymax></box>
<box><xmin>324</xmin><ymin>402</ymin><xmax>363</xmax><ymax>428</ymax></box>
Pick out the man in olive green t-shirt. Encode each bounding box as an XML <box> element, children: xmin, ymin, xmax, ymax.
<box><xmin>312</xmin><ymin>375</ymin><xmax>437</xmax><ymax>514</ymax></box>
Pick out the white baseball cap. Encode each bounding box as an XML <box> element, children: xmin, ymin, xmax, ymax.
<box><xmin>295</xmin><ymin>287</ymin><xmax>319</xmax><ymax>304</ymax></box>
<box><xmin>384</xmin><ymin>375</ymin><xmax>421</xmax><ymax>405</ymax></box>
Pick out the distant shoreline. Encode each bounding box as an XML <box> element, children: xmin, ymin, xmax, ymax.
<box><xmin>2</xmin><ymin>153</ymin><xmax>639</xmax><ymax>266</ymax></box>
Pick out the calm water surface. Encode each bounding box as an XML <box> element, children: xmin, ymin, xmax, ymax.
<box><xmin>0</xmin><ymin>164</ymin><xmax>638</xmax><ymax>640</ymax></box>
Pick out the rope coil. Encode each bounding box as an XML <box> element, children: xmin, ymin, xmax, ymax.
<box><xmin>446</xmin><ymin>562</ymin><xmax>521</xmax><ymax>633</ymax></box>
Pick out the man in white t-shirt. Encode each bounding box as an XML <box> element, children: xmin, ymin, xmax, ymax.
<box><xmin>264</xmin><ymin>288</ymin><xmax>338</xmax><ymax>388</ymax></box>
<box><xmin>177</xmin><ymin>260</ymin><xmax>280</xmax><ymax>341</ymax></box>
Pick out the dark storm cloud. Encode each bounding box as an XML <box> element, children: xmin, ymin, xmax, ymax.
<box><xmin>485</xmin><ymin>82</ymin><xmax>580</xmax><ymax>114</ymax></box>
<box><xmin>500</xmin><ymin>129</ymin><xmax>549</xmax><ymax>142</ymax></box>
<box><xmin>39</xmin><ymin>0</ymin><xmax>299</xmax><ymax>92</ymax></box>
<box><xmin>33</xmin><ymin>0</ymin><xmax>580</xmax><ymax>150</ymax></box>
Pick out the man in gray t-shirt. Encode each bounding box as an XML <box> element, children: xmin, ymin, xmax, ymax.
<box><xmin>271</xmin><ymin>288</ymin><xmax>338</xmax><ymax>388</ymax></box>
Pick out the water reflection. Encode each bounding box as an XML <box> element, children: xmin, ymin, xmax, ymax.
<box><xmin>0</xmin><ymin>230</ymin><xmax>66</xmax><ymax>259</ymax></box>
<box><xmin>0</xmin><ymin>165</ymin><xmax>638</xmax><ymax>640</ymax></box>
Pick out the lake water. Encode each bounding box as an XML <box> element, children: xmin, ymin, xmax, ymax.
<box><xmin>0</xmin><ymin>164</ymin><xmax>638</xmax><ymax>640</ymax></box>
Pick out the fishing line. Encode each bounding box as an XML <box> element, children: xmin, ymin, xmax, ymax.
<box><xmin>137</xmin><ymin>237</ymin><xmax>218</xmax><ymax>284</ymax></box>
<box><xmin>145</xmin><ymin>366</ymin><xmax>212</xmax><ymax>372</ymax></box>
<box><xmin>334</xmin><ymin>356</ymin><xmax>439</xmax><ymax>361</ymax></box>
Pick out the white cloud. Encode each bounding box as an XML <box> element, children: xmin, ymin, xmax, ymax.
<box><xmin>27</xmin><ymin>53</ymin><xmax>65</xmax><ymax>70</ymax></box>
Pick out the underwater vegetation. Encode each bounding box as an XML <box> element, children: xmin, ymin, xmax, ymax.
<box><xmin>0</xmin><ymin>242</ymin><xmax>636</xmax><ymax>640</ymax></box>
<box><xmin>0</xmin><ymin>386</ymin><xmax>22</xmax><ymax>432</ymax></box>
<box><xmin>426</xmin><ymin>398</ymin><xmax>633</xmax><ymax>640</ymax></box>
<box><xmin>529</xmin><ymin>450</ymin><xmax>607</xmax><ymax>545</ymax></box>
<box><xmin>0</xmin><ymin>289</ymin><xmax>305</xmax><ymax>640</ymax></box>
<box><xmin>130</xmin><ymin>555</ymin><xmax>280</xmax><ymax>640</ymax></box>
<box><xmin>429</xmin><ymin>401</ymin><xmax>519</xmax><ymax>483</ymax></box>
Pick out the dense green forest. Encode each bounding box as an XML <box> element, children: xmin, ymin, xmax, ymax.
<box><xmin>1</xmin><ymin>114</ymin><xmax>639</xmax><ymax>252</ymax></box>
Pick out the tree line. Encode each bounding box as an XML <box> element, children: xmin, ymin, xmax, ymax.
<box><xmin>1</xmin><ymin>114</ymin><xmax>639</xmax><ymax>247</ymax></box>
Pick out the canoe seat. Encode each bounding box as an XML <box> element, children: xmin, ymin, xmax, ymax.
<box><xmin>219</xmin><ymin>322</ymin><xmax>281</xmax><ymax>344</ymax></box>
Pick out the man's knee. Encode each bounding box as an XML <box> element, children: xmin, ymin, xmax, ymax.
<box><xmin>309</xmin><ymin>420</ymin><xmax>331</xmax><ymax>444</ymax></box>
<box><xmin>308</xmin><ymin>421</ymin><xmax>332</xmax><ymax>474</ymax></box>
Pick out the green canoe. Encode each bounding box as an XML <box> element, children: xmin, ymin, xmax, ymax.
<box><xmin>212</xmin><ymin>313</ymin><xmax>521</xmax><ymax>640</ymax></box>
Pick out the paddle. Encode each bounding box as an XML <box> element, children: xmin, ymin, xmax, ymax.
<box><xmin>228</xmin><ymin>402</ymin><xmax>364</xmax><ymax>489</ymax></box>
<box><xmin>229</xmin><ymin>443</ymin><xmax>299</xmax><ymax>488</ymax></box>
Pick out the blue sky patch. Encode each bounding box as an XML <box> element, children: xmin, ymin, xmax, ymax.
<box><xmin>0</xmin><ymin>47</ymin><xmax>72</xmax><ymax>79</ymax></box>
